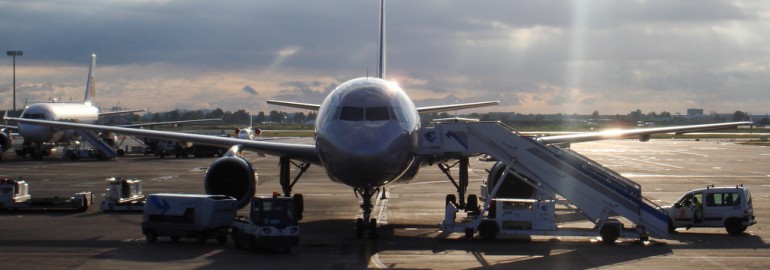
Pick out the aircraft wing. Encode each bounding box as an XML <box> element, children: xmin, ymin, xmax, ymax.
<box><xmin>538</xmin><ymin>121</ymin><xmax>753</xmax><ymax>144</ymax></box>
<box><xmin>266</xmin><ymin>100</ymin><xmax>321</xmax><ymax>111</ymax></box>
<box><xmin>417</xmin><ymin>101</ymin><xmax>499</xmax><ymax>114</ymax></box>
<box><xmin>118</xmin><ymin>118</ymin><xmax>223</xmax><ymax>128</ymax></box>
<box><xmin>5</xmin><ymin>117</ymin><xmax>320</xmax><ymax>163</ymax></box>
<box><xmin>98</xmin><ymin>109</ymin><xmax>148</xmax><ymax>116</ymax></box>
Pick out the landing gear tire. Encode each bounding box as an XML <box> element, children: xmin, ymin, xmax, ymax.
<box><xmin>356</xmin><ymin>218</ymin><xmax>365</xmax><ymax>239</ymax></box>
<box><xmin>445</xmin><ymin>194</ymin><xmax>457</xmax><ymax>206</ymax></box>
<box><xmin>466</xmin><ymin>194</ymin><xmax>479</xmax><ymax>213</ymax></box>
<box><xmin>171</xmin><ymin>236</ymin><xmax>180</xmax><ymax>242</ymax></box>
<box><xmin>369</xmin><ymin>218</ymin><xmax>378</xmax><ymax>239</ymax></box>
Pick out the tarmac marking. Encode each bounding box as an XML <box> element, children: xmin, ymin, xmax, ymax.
<box><xmin>622</xmin><ymin>174</ymin><xmax>768</xmax><ymax>178</ymax></box>
<box><xmin>606</xmin><ymin>154</ymin><xmax>684</xmax><ymax>169</ymax></box>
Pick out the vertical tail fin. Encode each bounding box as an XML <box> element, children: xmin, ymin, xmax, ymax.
<box><xmin>84</xmin><ymin>54</ymin><xmax>96</xmax><ymax>105</ymax></box>
<box><xmin>377</xmin><ymin>0</ymin><xmax>386</xmax><ymax>79</ymax></box>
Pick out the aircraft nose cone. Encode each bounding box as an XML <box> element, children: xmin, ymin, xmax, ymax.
<box><xmin>317</xmin><ymin>122</ymin><xmax>415</xmax><ymax>187</ymax></box>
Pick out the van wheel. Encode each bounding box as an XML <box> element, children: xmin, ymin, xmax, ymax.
<box><xmin>146</xmin><ymin>232</ymin><xmax>158</xmax><ymax>243</ymax></box>
<box><xmin>725</xmin><ymin>219</ymin><xmax>747</xmax><ymax>235</ymax></box>
<box><xmin>600</xmin><ymin>222</ymin><xmax>621</xmax><ymax>245</ymax></box>
<box><xmin>196</xmin><ymin>234</ymin><xmax>207</xmax><ymax>244</ymax></box>
<box><xmin>216</xmin><ymin>234</ymin><xmax>228</xmax><ymax>244</ymax></box>
<box><xmin>232</xmin><ymin>229</ymin><xmax>244</xmax><ymax>249</ymax></box>
<box><xmin>478</xmin><ymin>220</ymin><xmax>499</xmax><ymax>241</ymax></box>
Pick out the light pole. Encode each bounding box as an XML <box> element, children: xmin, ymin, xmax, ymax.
<box><xmin>6</xmin><ymin>50</ymin><xmax>23</xmax><ymax>112</ymax></box>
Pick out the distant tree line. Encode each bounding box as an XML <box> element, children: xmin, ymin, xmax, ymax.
<box><xmin>139</xmin><ymin>108</ymin><xmax>317</xmax><ymax>125</ymax></box>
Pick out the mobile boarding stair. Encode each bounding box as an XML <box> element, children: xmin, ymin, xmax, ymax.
<box><xmin>72</xmin><ymin>130</ymin><xmax>118</xmax><ymax>160</ymax></box>
<box><xmin>418</xmin><ymin>122</ymin><xmax>670</xmax><ymax>243</ymax></box>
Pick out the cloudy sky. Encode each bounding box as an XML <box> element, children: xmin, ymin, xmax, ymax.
<box><xmin>1</xmin><ymin>0</ymin><xmax>769</xmax><ymax>115</ymax></box>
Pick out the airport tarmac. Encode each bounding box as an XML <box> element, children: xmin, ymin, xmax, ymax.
<box><xmin>0</xmin><ymin>139</ymin><xmax>768</xmax><ymax>269</ymax></box>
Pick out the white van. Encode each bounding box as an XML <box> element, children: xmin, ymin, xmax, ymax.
<box><xmin>661</xmin><ymin>185</ymin><xmax>756</xmax><ymax>235</ymax></box>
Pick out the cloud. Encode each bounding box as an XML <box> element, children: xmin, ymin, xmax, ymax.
<box><xmin>2</xmin><ymin>1</ymin><xmax>770</xmax><ymax>115</ymax></box>
<box><xmin>242</xmin><ymin>85</ymin><xmax>258</xmax><ymax>95</ymax></box>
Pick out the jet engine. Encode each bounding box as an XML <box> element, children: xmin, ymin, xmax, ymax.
<box><xmin>485</xmin><ymin>161</ymin><xmax>536</xmax><ymax>198</ymax></box>
<box><xmin>204</xmin><ymin>156</ymin><xmax>257</xmax><ymax>209</ymax></box>
<box><xmin>395</xmin><ymin>159</ymin><xmax>422</xmax><ymax>183</ymax></box>
<box><xmin>0</xmin><ymin>129</ymin><xmax>11</xmax><ymax>153</ymax></box>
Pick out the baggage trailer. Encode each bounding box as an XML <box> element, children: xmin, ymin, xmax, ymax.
<box><xmin>141</xmin><ymin>193</ymin><xmax>237</xmax><ymax>244</ymax></box>
<box><xmin>231</xmin><ymin>194</ymin><xmax>301</xmax><ymax>252</ymax></box>
<box><xmin>0</xmin><ymin>178</ymin><xmax>93</xmax><ymax>212</ymax></box>
<box><xmin>100</xmin><ymin>177</ymin><xmax>145</xmax><ymax>212</ymax></box>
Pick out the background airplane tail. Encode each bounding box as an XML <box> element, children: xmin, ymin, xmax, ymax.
<box><xmin>377</xmin><ymin>0</ymin><xmax>386</xmax><ymax>79</ymax></box>
<box><xmin>84</xmin><ymin>54</ymin><xmax>96</xmax><ymax>105</ymax></box>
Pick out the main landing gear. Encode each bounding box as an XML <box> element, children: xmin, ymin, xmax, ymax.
<box><xmin>278</xmin><ymin>157</ymin><xmax>310</xmax><ymax>220</ymax></box>
<box><xmin>355</xmin><ymin>187</ymin><xmax>379</xmax><ymax>239</ymax></box>
<box><xmin>438</xmin><ymin>157</ymin><xmax>480</xmax><ymax>214</ymax></box>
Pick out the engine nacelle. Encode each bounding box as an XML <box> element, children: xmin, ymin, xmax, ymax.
<box><xmin>204</xmin><ymin>156</ymin><xmax>257</xmax><ymax>209</ymax></box>
<box><xmin>395</xmin><ymin>159</ymin><xmax>422</xmax><ymax>183</ymax></box>
<box><xmin>0</xmin><ymin>130</ymin><xmax>11</xmax><ymax>153</ymax></box>
<box><xmin>484</xmin><ymin>161</ymin><xmax>536</xmax><ymax>199</ymax></box>
<box><xmin>638</xmin><ymin>134</ymin><xmax>651</xmax><ymax>142</ymax></box>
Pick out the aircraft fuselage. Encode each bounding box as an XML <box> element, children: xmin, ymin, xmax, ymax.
<box><xmin>315</xmin><ymin>77</ymin><xmax>421</xmax><ymax>188</ymax></box>
<box><xmin>18</xmin><ymin>103</ymin><xmax>98</xmax><ymax>143</ymax></box>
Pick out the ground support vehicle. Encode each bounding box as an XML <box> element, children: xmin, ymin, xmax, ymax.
<box><xmin>660</xmin><ymin>184</ymin><xmax>756</xmax><ymax>235</ymax></box>
<box><xmin>231</xmin><ymin>194</ymin><xmax>301</xmax><ymax>252</ymax></box>
<box><xmin>421</xmin><ymin>122</ymin><xmax>671</xmax><ymax>244</ymax></box>
<box><xmin>0</xmin><ymin>178</ymin><xmax>93</xmax><ymax>212</ymax></box>
<box><xmin>100</xmin><ymin>177</ymin><xmax>145</xmax><ymax>212</ymax></box>
<box><xmin>441</xmin><ymin>197</ymin><xmax>645</xmax><ymax>244</ymax></box>
<box><xmin>141</xmin><ymin>193</ymin><xmax>237</xmax><ymax>244</ymax></box>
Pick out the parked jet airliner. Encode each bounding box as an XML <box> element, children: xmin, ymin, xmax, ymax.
<box><xmin>5</xmin><ymin>0</ymin><xmax>751</xmax><ymax>237</ymax></box>
<box><xmin>1</xmin><ymin>54</ymin><xmax>221</xmax><ymax>161</ymax></box>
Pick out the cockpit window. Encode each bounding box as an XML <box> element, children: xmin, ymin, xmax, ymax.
<box><xmin>365</xmin><ymin>107</ymin><xmax>389</xmax><ymax>121</ymax></box>
<box><xmin>390</xmin><ymin>107</ymin><xmax>407</xmax><ymax>122</ymax></box>
<box><xmin>339</xmin><ymin>106</ymin><xmax>364</xmax><ymax>121</ymax></box>
<box><xmin>22</xmin><ymin>113</ymin><xmax>44</xmax><ymax>119</ymax></box>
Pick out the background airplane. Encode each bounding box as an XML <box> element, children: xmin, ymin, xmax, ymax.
<box><xmin>2</xmin><ymin>54</ymin><xmax>221</xmax><ymax>160</ymax></box>
<box><xmin>5</xmin><ymin>0</ymin><xmax>752</xmax><ymax>238</ymax></box>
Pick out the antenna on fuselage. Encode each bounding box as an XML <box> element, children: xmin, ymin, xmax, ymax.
<box><xmin>377</xmin><ymin>0</ymin><xmax>386</xmax><ymax>79</ymax></box>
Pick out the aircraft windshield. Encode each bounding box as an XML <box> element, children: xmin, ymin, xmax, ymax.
<box><xmin>340</xmin><ymin>106</ymin><xmax>364</xmax><ymax>121</ymax></box>
<box><xmin>338</xmin><ymin>106</ymin><xmax>395</xmax><ymax>122</ymax></box>
<box><xmin>366</xmin><ymin>107</ymin><xmax>389</xmax><ymax>121</ymax></box>
<box><xmin>22</xmin><ymin>113</ymin><xmax>45</xmax><ymax>119</ymax></box>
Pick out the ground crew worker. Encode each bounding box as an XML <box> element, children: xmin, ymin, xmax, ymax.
<box><xmin>693</xmin><ymin>196</ymin><xmax>703</xmax><ymax>223</ymax></box>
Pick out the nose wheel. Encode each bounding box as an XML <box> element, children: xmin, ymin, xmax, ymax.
<box><xmin>355</xmin><ymin>188</ymin><xmax>379</xmax><ymax>239</ymax></box>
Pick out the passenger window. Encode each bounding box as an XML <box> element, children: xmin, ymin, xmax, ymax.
<box><xmin>366</xmin><ymin>107</ymin><xmax>390</xmax><ymax>121</ymax></box>
<box><xmin>725</xmin><ymin>193</ymin><xmax>740</xmax><ymax>206</ymax></box>
<box><xmin>339</xmin><ymin>107</ymin><xmax>364</xmax><ymax>121</ymax></box>
<box><xmin>706</xmin><ymin>193</ymin><xmax>718</xmax><ymax>207</ymax></box>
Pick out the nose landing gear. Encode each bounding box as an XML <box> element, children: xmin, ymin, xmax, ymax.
<box><xmin>355</xmin><ymin>187</ymin><xmax>379</xmax><ymax>239</ymax></box>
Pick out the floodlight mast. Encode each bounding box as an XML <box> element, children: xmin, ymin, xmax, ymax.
<box><xmin>6</xmin><ymin>50</ymin><xmax>23</xmax><ymax>112</ymax></box>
